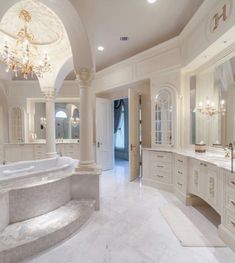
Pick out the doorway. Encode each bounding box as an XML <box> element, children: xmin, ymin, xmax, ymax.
<box><xmin>113</xmin><ymin>98</ymin><xmax>129</xmax><ymax>169</ymax></box>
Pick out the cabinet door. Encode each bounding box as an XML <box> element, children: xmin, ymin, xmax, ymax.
<box><xmin>206</xmin><ymin>165</ymin><xmax>219</xmax><ymax>209</ymax></box>
<box><xmin>189</xmin><ymin>160</ymin><xmax>205</xmax><ymax>198</ymax></box>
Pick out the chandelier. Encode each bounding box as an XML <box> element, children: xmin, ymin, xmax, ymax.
<box><xmin>0</xmin><ymin>9</ymin><xmax>51</xmax><ymax>79</ymax></box>
<box><xmin>70</xmin><ymin>117</ymin><xmax>80</xmax><ymax>128</ymax></box>
<box><xmin>196</xmin><ymin>97</ymin><xmax>226</xmax><ymax>117</ymax></box>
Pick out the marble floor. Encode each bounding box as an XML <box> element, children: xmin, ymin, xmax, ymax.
<box><xmin>24</xmin><ymin>160</ymin><xmax>235</xmax><ymax>263</ymax></box>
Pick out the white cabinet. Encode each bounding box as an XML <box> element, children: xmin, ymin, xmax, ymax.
<box><xmin>3</xmin><ymin>143</ymin><xmax>80</xmax><ymax>163</ymax></box>
<box><xmin>188</xmin><ymin>159</ymin><xmax>221</xmax><ymax>213</ymax></box>
<box><xmin>205</xmin><ymin>164</ymin><xmax>220</xmax><ymax>212</ymax></box>
<box><xmin>142</xmin><ymin>150</ymin><xmax>173</xmax><ymax>191</ymax></box>
<box><xmin>174</xmin><ymin>154</ymin><xmax>188</xmax><ymax>199</ymax></box>
<box><xmin>189</xmin><ymin>159</ymin><xmax>204</xmax><ymax>197</ymax></box>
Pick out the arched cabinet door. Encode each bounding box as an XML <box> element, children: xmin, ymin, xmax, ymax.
<box><xmin>154</xmin><ymin>88</ymin><xmax>175</xmax><ymax>147</ymax></box>
<box><xmin>10</xmin><ymin>107</ymin><xmax>24</xmax><ymax>143</ymax></box>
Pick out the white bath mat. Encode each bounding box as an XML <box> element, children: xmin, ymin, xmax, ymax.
<box><xmin>160</xmin><ymin>205</ymin><xmax>226</xmax><ymax>247</ymax></box>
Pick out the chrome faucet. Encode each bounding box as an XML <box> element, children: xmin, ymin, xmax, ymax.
<box><xmin>229</xmin><ymin>142</ymin><xmax>234</xmax><ymax>173</ymax></box>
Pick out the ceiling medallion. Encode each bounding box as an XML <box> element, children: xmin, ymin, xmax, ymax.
<box><xmin>0</xmin><ymin>9</ymin><xmax>51</xmax><ymax>79</ymax></box>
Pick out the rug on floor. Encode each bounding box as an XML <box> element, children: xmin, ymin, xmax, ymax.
<box><xmin>160</xmin><ymin>205</ymin><xmax>226</xmax><ymax>247</ymax></box>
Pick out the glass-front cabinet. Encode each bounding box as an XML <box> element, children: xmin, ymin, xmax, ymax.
<box><xmin>153</xmin><ymin>87</ymin><xmax>175</xmax><ymax>148</ymax></box>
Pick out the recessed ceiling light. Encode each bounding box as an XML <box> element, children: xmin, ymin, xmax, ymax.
<box><xmin>147</xmin><ymin>0</ymin><xmax>157</xmax><ymax>4</ymax></box>
<box><xmin>97</xmin><ymin>46</ymin><xmax>104</xmax><ymax>51</ymax></box>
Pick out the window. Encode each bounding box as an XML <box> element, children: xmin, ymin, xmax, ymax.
<box><xmin>56</xmin><ymin>111</ymin><xmax>67</xmax><ymax>119</ymax></box>
<box><xmin>115</xmin><ymin>105</ymin><xmax>125</xmax><ymax>149</ymax></box>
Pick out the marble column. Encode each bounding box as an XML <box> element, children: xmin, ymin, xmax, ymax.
<box><xmin>76</xmin><ymin>68</ymin><xmax>96</xmax><ymax>171</ymax></box>
<box><xmin>42</xmin><ymin>90</ymin><xmax>57</xmax><ymax>158</ymax></box>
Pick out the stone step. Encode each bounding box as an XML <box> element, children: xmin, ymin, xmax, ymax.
<box><xmin>0</xmin><ymin>200</ymin><xmax>95</xmax><ymax>263</ymax></box>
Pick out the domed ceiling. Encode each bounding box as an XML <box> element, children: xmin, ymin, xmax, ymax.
<box><xmin>0</xmin><ymin>0</ymin><xmax>64</xmax><ymax>46</ymax></box>
<box><xmin>0</xmin><ymin>0</ymin><xmax>72</xmax><ymax>80</ymax></box>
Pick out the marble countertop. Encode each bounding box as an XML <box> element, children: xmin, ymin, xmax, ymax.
<box><xmin>143</xmin><ymin>147</ymin><xmax>233</xmax><ymax>173</ymax></box>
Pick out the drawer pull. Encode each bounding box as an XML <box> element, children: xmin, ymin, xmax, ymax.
<box><xmin>200</xmin><ymin>163</ymin><xmax>203</xmax><ymax>166</ymax></box>
<box><xmin>157</xmin><ymin>165</ymin><xmax>164</xmax><ymax>168</ymax></box>
<box><xmin>157</xmin><ymin>155</ymin><xmax>164</xmax><ymax>158</ymax></box>
<box><xmin>177</xmin><ymin>182</ymin><xmax>183</xmax><ymax>187</ymax></box>
<box><xmin>177</xmin><ymin>171</ymin><xmax>183</xmax><ymax>175</ymax></box>
<box><xmin>231</xmin><ymin>181</ymin><xmax>235</xmax><ymax>186</ymax></box>
<box><xmin>204</xmin><ymin>164</ymin><xmax>207</xmax><ymax>167</ymax></box>
<box><xmin>157</xmin><ymin>175</ymin><xmax>164</xmax><ymax>178</ymax></box>
<box><xmin>231</xmin><ymin>201</ymin><xmax>235</xmax><ymax>207</ymax></box>
<box><xmin>231</xmin><ymin>221</ymin><xmax>235</xmax><ymax>228</ymax></box>
<box><xmin>178</xmin><ymin>160</ymin><xmax>183</xmax><ymax>163</ymax></box>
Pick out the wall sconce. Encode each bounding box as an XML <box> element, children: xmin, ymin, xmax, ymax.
<box><xmin>70</xmin><ymin>117</ymin><xmax>80</xmax><ymax>128</ymax></box>
<box><xmin>40</xmin><ymin>117</ymin><xmax>47</xmax><ymax>129</ymax></box>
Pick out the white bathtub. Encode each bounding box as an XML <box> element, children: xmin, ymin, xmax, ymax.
<box><xmin>0</xmin><ymin>157</ymin><xmax>77</xmax><ymax>187</ymax></box>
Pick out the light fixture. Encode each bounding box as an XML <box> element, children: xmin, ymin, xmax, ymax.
<box><xmin>70</xmin><ymin>117</ymin><xmax>80</xmax><ymax>128</ymax></box>
<box><xmin>97</xmin><ymin>46</ymin><xmax>104</xmax><ymax>51</ymax></box>
<box><xmin>196</xmin><ymin>97</ymin><xmax>226</xmax><ymax>117</ymax></box>
<box><xmin>0</xmin><ymin>9</ymin><xmax>51</xmax><ymax>79</ymax></box>
<box><xmin>147</xmin><ymin>0</ymin><xmax>157</xmax><ymax>4</ymax></box>
<box><xmin>40</xmin><ymin>117</ymin><xmax>46</xmax><ymax>129</ymax></box>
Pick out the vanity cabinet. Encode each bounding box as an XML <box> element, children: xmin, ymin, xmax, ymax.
<box><xmin>142</xmin><ymin>150</ymin><xmax>173</xmax><ymax>191</ymax></box>
<box><xmin>205</xmin><ymin>164</ymin><xmax>221</xmax><ymax>212</ymax></box>
<box><xmin>143</xmin><ymin>149</ymin><xmax>235</xmax><ymax>251</ymax></box>
<box><xmin>174</xmin><ymin>154</ymin><xmax>188</xmax><ymax>194</ymax></box>
<box><xmin>189</xmin><ymin>158</ymin><xmax>205</xmax><ymax>198</ymax></box>
<box><xmin>223</xmin><ymin>171</ymin><xmax>235</xmax><ymax>234</ymax></box>
<box><xmin>2</xmin><ymin>143</ymin><xmax>80</xmax><ymax>163</ymax></box>
<box><xmin>189</xmin><ymin>159</ymin><xmax>221</xmax><ymax>213</ymax></box>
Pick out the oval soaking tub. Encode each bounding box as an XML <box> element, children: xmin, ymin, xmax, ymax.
<box><xmin>0</xmin><ymin>157</ymin><xmax>77</xmax><ymax>188</ymax></box>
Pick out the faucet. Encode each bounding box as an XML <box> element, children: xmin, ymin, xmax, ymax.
<box><xmin>229</xmin><ymin>142</ymin><xmax>234</xmax><ymax>173</ymax></box>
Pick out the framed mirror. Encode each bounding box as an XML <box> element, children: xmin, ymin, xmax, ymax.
<box><xmin>190</xmin><ymin>55</ymin><xmax>235</xmax><ymax>147</ymax></box>
<box><xmin>34</xmin><ymin>102</ymin><xmax>80</xmax><ymax>140</ymax></box>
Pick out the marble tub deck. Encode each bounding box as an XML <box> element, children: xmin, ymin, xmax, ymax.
<box><xmin>24</xmin><ymin>160</ymin><xmax>235</xmax><ymax>263</ymax></box>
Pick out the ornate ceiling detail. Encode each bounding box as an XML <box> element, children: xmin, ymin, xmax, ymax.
<box><xmin>0</xmin><ymin>0</ymin><xmax>64</xmax><ymax>46</ymax></box>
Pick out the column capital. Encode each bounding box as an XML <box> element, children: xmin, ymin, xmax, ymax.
<box><xmin>41</xmin><ymin>88</ymin><xmax>55</xmax><ymax>101</ymax></box>
<box><xmin>76</xmin><ymin>68</ymin><xmax>94</xmax><ymax>88</ymax></box>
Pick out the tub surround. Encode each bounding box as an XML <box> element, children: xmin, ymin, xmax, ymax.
<box><xmin>143</xmin><ymin>148</ymin><xmax>235</xmax><ymax>252</ymax></box>
<box><xmin>0</xmin><ymin>157</ymin><xmax>101</xmax><ymax>263</ymax></box>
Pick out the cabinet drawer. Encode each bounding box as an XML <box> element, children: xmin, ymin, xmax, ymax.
<box><xmin>152</xmin><ymin>162</ymin><xmax>171</xmax><ymax>173</ymax></box>
<box><xmin>150</xmin><ymin>170</ymin><xmax>171</xmax><ymax>184</ymax></box>
<box><xmin>175</xmin><ymin>154</ymin><xmax>186</xmax><ymax>167</ymax></box>
<box><xmin>225</xmin><ymin>211</ymin><xmax>235</xmax><ymax>235</ymax></box>
<box><xmin>226</xmin><ymin>172</ymin><xmax>235</xmax><ymax>191</ymax></box>
<box><xmin>151</xmin><ymin>152</ymin><xmax>172</xmax><ymax>163</ymax></box>
<box><xmin>225</xmin><ymin>192</ymin><xmax>235</xmax><ymax>215</ymax></box>
<box><xmin>175</xmin><ymin>177</ymin><xmax>186</xmax><ymax>193</ymax></box>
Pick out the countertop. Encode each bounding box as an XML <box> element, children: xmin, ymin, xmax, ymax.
<box><xmin>143</xmin><ymin>147</ymin><xmax>233</xmax><ymax>173</ymax></box>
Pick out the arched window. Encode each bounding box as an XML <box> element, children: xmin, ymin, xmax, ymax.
<box><xmin>56</xmin><ymin>111</ymin><xmax>67</xmax><ymax>119</ymax></box>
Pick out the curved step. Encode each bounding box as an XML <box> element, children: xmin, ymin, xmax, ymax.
<box><xmin>0</xmin><ymin>200</ymin><xmax>95</xmax><ymax>263</ymax></box>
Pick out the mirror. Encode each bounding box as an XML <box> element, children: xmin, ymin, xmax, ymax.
<box><xmin>190</xmin><ymin>56</ymin><xmax>235</xmax><ymax>147</ymax></box>
<box><xmin>34</xmin><ymin>102</ymin><xmax>80</xmax><ymax>140</ymax></box>
<box><xmin>155</xmin><ymin>89</ymin><xmax>173</xmax><ymax>145</ymax></box>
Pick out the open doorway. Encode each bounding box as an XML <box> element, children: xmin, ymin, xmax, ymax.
<box><xmin>113</xmin><ymin>98</ymin><xmax>129</xmax><ymax>168</ymax></box>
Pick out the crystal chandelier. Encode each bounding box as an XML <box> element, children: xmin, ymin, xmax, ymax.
<box><xmin>70</xmin><ymin>117</ymin><xmax>80</xmax><ymax>128</ymax></box>
<box><xmin>0</xmin><ymin>9</ymin><xmax>51</xmax><ymax>79</ymax></box>
<box><xmin>196</xmin><ymin>97</ymin><xmax>226</xmax><ymax>117</ymax></box>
